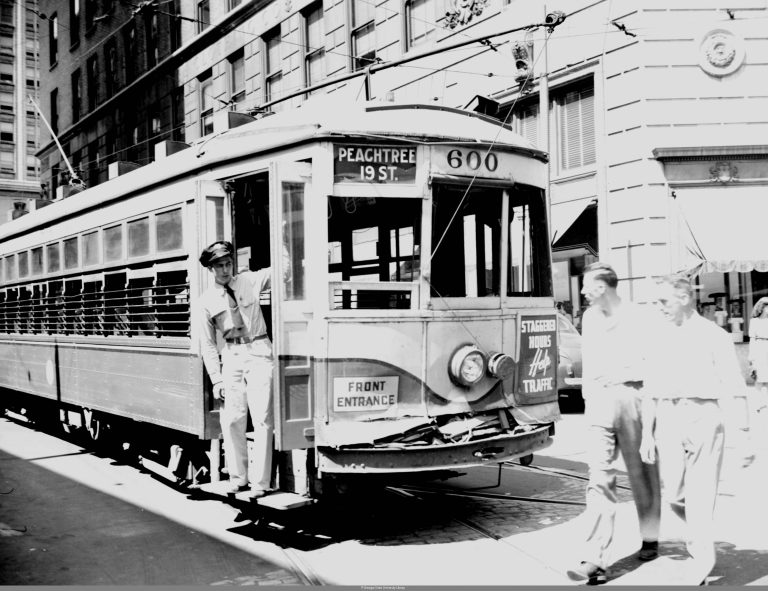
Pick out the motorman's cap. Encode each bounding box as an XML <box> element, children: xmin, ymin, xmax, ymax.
<box><xmin>199</xmin><ymin>241</ymin><xmax>234</xmax><ymax>267</ymax></box>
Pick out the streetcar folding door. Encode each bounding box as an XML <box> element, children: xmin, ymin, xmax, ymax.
<box><xmin>269</xmin><ymin>162</ymin><xmax>314</xmax><ymax>451</ymax></box>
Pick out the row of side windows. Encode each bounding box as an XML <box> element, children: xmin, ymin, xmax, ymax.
<box><xmin>0</xmin><ymin>268</ymin><xmax>190</xmax><ymax>339</ymax></box>
<box><xmin>0</xmin><ymin>207</ymin><xmax>183</xmax><ymax>285</ymax></box>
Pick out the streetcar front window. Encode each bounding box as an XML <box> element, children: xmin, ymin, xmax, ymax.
<box><xmin>430</xmin><ymin>183</ymin><xmax>549</xmax><ymax>299</ymax></box>
<box><xmin>328</xmin><ymin>196</ymin><xmax>421</xmax><ymax>310</ymax></box>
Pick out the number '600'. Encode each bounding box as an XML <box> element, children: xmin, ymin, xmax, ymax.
<box><xmin>446</xmin><ymin>149</ymin><xmax>499</xmax><ymax>172</ymax></box>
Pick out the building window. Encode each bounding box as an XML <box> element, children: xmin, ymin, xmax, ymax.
<box><xmin>197</xmin><ymin>0</ymin><xmax>210</xmax><ymax>33</ymax></box>
<box><xmin>556</xmin><ymin>84</ymin><xmax>595</xmax><ymax>172</ymax></box>
<box><xmin>70</xmin><ymin>0</ymin><xmax>80</xmax><ymax>48</ymax></box>
<box><xmin>124</xmin><ymin>22</ymin><xmax>137</xmax><ymax>83</ymax></box>
<box><xmin>146</xmin><ymin>12</ymin><xmax>158</xmax><ymax>68</ymax></box>
<box><xmin>229</xmin><ymin>0</ymin><xmax>242</xmax><ymax>8</ymax></box>
<box><xmin>351</xmin><ymin>0</ymin><xmax>375</xmax><ymax>71</ymax></box>
<box><xmin>199</xmin><ymin>70</ymin><xmax>213</xmax><ymax>135</ymax></box>
<box><xmin>87</xmin><ymin>55</ymin><xmax>98</xmax><ymax>111</ymax></box>
<box><xmin>0</xmin><ymin>3</ymin><xmax>12</xmax><ymax>22</ymax></box>
<box><xmin>50</xmin><ymin>88</ymin><xmax>59</xmax><ymax>134</ymax></box>
<box><xmin>0</xmin><ymin>121</ymin><xmax>13</xmax><ymax>143</ymax></box>
<box><xmin>105</xmin><ymin>38</ymin><xmax>118</xmax><ymax>97</ymax></box>
<box><xmin>172</xmin><ymin>87</ymin><xmax>185</xmax><ymax>142</ymax></box>
<box><xmin>406</xmin><ymin>0</ymin><xmax>449</xmax><ymax>48</ymax></box>
<box><xmin>71</xmin><ymin>69</ymin><xmax>81</xmax><ymax>122</ymax></box>
<box><xmin>85</xmin><ymin>0</ymin><xmax>97</xmax><ymax>30</ymax></box>
<box><xmin>303</xmin><ymin>3</ymin><xmax>325</xmax><ymax>89</ymax></box>
<box><xmin>0</xmin><ymin>34</ymin><xmax>12</xmax><ymax>57</ymax></box>
<box><xmin>264</xmin><ymin>28</ymin><xmax>282</xmax><ymax>107</ymax></box>
<box><xmin>228</xmin><ymin>50</ymin><xmax>245</xmax><ymax>106</ymax></box>
<box><xmin>170</xmin><ymin>0</ymin><xmax>182</xmax><ymax>51</ymax></box>
<box><xmin>49</xmin><ymin>15</ymin><xmax>58</xmax><ymax>66</ymax></box>
<box><xmin>514</xmin><ymin>102</ymin><xmax>538</xmax><ymax>147</ymax></box>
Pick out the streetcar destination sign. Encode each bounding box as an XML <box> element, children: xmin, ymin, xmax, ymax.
<box><xmin>333</xmin><ymin>376</ymin><xmax>399</xmax><ymax>412</ymax></box>
<box><xmin>334</xmin><ymin>145</ymin><xmax>417</xmax><ymax>184</ymax></box>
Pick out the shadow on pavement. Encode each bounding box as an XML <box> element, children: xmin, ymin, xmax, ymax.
<box><xmin>607</xmin><ymin>540</ymin><xmax>768</xmax><ymax>586</ymax></box>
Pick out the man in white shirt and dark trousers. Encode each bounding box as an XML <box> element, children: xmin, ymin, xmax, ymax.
<box><xmin>568</xmin><ymin>262</ymin><xmax>661</xmax><ymax>585</ymax></box>
<box><xmin>197</xmin><ymin>241</ymin><xmax>274</xmax><ymax>496</ymax></box>
<box><xmin>640</xmin><ymin>274</ymin><xmax>750</xmax><ymax>584</ymax></box>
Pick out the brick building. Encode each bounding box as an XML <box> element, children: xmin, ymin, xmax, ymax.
<box><xmin>0</xmin><ymin>0</ymin><xmax>43</xmax><ymax>223</ymax></box>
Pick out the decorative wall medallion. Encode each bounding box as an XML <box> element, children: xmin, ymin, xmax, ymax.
<box><xmin>698</xmin><ymin>29</ymin><xmax>745</xmax><ymax>77</ymax></box>
<box><xmin>444</xmin><ymin>0</ymin><xmax>488</xmax><ymax>29</ymax></box>
<box><xmin>709</xmin><ymin>161</ymin><xmax>738</xmax><ymax>184</ymax></box>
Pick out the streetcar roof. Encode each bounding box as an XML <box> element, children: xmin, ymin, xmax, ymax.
<box><xmin>1</xmin><ymin>101</ymin><xmax>546</xmax><ymax>242</ymax></box>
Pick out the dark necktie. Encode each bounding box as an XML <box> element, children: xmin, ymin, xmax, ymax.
<box><xmin>224</xmin><ymin>284</ymin><xmax>245</xmax><ymax>328</ymax></box>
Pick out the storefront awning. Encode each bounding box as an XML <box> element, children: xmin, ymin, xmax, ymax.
<box><xmin>552</xmin><ymin>200</ymin><xmax>598</xmax><ymax>255</ymax></box>
<box><xmin>675</xmin><ymin>185</ymin><xmax>768</xmax><ymax>274</ymax></box>
<box><xmin>550</xmin><ymin>198</ymin><xmax>594</xmax><ymax>245</ymax></box>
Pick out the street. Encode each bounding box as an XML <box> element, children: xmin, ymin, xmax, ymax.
<box><xmin>2</xmin><ymin>399</ymin><xmax>768</xmax><ymax>586</ymax></box>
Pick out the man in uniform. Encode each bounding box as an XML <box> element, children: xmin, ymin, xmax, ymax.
<box><xmin>198</xmin><ymin>241</ymin><xmax>274</xmax><ymax>496</ymax></box>
<box><xmin>567</xmin><ymin>262</ymin><xmax>661</xmax><ymax>585</ymax></box>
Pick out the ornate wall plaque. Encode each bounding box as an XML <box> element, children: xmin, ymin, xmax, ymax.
<box><xmin>444</xmin><ymin>0</ymin><xmax>488</xmax><ymax>29</ymax></box>
<box><xmin>698</xmin><ymin>29</ymin><xmax>745</xmax><ymax>77</ymax></box>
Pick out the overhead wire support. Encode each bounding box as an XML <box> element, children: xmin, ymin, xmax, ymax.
<box><xmin>610</xmin><ymin>20</ymin><xmax>636</xmax><ymax>38</ymax></box>
<box><xmin>28</xmin><ymin>96</ymin><xmax>85</xmax><ymax>192</ymax></box>
<box><xmin>258</xmin><ymin>13</ymin><xmax>567</xmax><ymax>111</ymax></box>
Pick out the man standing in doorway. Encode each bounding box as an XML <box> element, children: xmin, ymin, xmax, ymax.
<box><xmin>640</xmin><ymin>274</ymin><xmax>749</xmax><ymax>584</ymax></box>
<box><xmin>567</xmin><ymin>262</ymin><xmax>661</xmax><ymax>585</ymax></box>
<box><xmin>198</xmin><ymin>241</ymin><xmax>274</xmax><ymax>496</ymax></box>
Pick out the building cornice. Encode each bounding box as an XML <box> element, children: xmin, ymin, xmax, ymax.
<box><xmin>653</xmin><ymin>145</ymin><xmax>768</xmax><ymax>162</ymax></box>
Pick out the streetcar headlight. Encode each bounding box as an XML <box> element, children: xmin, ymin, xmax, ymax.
<box><xmin>449</xmin><ymin>345</ymin><xmax>487</xmax><ymax>387</ymax></box>
<box><xmin>488</xmin><ymin>353</ymin><xmax>515</xmax><ymax>380</ymax></box>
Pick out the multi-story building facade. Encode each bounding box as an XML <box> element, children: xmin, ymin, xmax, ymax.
<box><xmin>0</xmin><ymin>0</ymin><xmax>42</xmax><ymax>223</ymax></box>
<box><xmin>35</xmin><ymin>0</ymin><xmax>768</xmax><ymax>335</ymax></box>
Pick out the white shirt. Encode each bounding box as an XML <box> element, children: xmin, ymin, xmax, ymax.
<box><xmin>644</xmin><ymin>311</ymin><xmax>745</xmax><ymax>401</ymax></box>
<box><xmin>581</xmin><ymin>301</ymin><xmax>650</xmax><ymax>399</ymax></box>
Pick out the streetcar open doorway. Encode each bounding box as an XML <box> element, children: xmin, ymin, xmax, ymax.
<box><xmin>227</xmin><ymin>172</ymin><xmax>272</xmax><ymax>338</ymax></box>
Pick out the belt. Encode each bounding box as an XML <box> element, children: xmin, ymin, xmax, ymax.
<box><xmin>225</xmin><ymin>334</ymin><xmax>267</xmax><ymax>345</ymax></box>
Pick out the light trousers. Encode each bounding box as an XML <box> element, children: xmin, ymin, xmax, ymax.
<box><xmin>221</xmin><ymin>338</ymin><xmax>274</xmax><ymax>490</ymax></box>
<box><xmin>655</xmin><ymin>398</ymin><xmax>724</xmax><ymax>579</ymax></box>
<box><xmin>583</xmin><ymin>385</ymin><xmax>661</xmax><ymax>568</ymax></box>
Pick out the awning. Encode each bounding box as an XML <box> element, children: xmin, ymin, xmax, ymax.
<box><xmin>550</xmin><ymin>198</ymin><xmax>593</xmax><ymax>245</ymax></box>
<box><xmin>675</xmin><ymin>185</ymin><xmax>768</xmax><ymax>274</ymax></box>
<box><xmin>552</xmin><ymin>200</ymin><xmax>598</xmax><ymax>255</ymax></box>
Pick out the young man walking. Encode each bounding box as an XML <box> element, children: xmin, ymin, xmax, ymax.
<box><xmin>567</xmin><ymin>262</ymin><xmax>661</xmax><ymax>585</ymax></box>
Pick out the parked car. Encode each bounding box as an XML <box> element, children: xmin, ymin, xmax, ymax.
<box><xmin>557</xmin><ymin>312</ymin><xmax>583</xmax><ymax>403</ymax></box>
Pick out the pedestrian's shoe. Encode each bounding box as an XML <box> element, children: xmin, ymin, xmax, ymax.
<box><xmin>637</xmin><ymin>540</ymin><xmax>659</xmax><ymax>561</ymax></box>
<box><xmin>224</xmin><ymin>481</ymin><xmax>249</xmax><ymax>494</ymax></box>
<box><xmin>567</xmin><ymin>562</ymin><xmax>607</xmax><ymax>585</ymax></box>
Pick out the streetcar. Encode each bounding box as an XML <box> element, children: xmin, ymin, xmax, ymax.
<box><xmin>0</xmin><ymin>100</ymin><xmax>559</xmax><ymax>498</ymax></box>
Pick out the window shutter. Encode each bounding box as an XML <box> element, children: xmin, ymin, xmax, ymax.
<box><xmin>558</xmin><ymin>85</ymin><xmax>595</xmax><ymax>170</ymax></box>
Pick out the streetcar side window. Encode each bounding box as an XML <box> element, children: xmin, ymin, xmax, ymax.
<box><xmin>156</xmin><ymin>209</ymin><xmax>183</xmax><ymax>252</ymax></box>
<box><xmin>18</xmin><ymin>251</ymin><xmax>29</xmax><ymax>278</ymax></box>
<box><xmin>46</xmin><ymin>244</ymin><xmax>60</xmax><ymax>273</ymax></box>
<box><xmin>507</xmin><ymin>186</ymin><xmax>550</xmax><ymax>297</ymax></box>
<box><xmin>31</xmin><ymin>247</ymin><xmax>43</xmax><ymax>275</ymax></box>
<box><xmin>282</xmin><ymin>182</ymin><xmax>305</xmax><ymax>301</ymax></box>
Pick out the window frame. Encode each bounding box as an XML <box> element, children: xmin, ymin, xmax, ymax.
<box><xmin>263</xmin><ymin>27</ymin><xmax>283</xmax><ymax>106</ymax></box>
